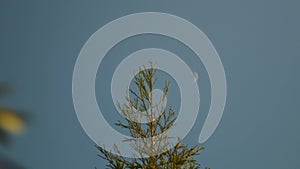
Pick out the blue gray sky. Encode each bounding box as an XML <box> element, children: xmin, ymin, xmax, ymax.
<box><xmin>0</xmin><ymin>0</ymin><xmax>299</xmax><ymax>169</ymax></box>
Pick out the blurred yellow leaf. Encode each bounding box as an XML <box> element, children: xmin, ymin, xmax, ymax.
<box><xmin>0</xmin><ymin>110</ymin><xmax>25</xmax><ymax>135</ymax></box>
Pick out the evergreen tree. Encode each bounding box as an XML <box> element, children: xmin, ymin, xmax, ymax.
<box><xmin>97</xmin><ymin>65</ymin><xmax>209</xmax><ymax>169</ymax></box>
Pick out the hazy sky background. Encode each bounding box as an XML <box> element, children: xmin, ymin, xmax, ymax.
<box><xmin>0</xmin><ymin>0</ymin><xmax>299</xmax><ymax>169</ymax></box>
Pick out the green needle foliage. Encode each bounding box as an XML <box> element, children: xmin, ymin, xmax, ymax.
<box><xmin>97</xmin><ymin>65</ymin><xmax>209</xmax><ymax>169</ymax></box>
